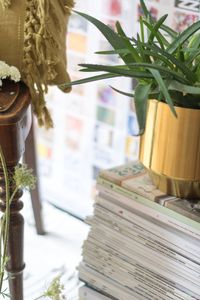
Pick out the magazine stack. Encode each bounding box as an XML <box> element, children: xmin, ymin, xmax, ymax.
<box><xmin>78</xmin><ymin>161</ymin><xmax>200</xmax><ymax>300</ymax></box>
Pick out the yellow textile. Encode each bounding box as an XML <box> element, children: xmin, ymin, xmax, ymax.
<box><xmin>0</xmin><ymin>0</ymin><xmax>74</xmax><ymax>127</ymax></box>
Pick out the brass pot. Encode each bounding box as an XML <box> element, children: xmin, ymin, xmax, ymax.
<box><xmin>139</xmin><ymin>99</ymin><xmax>200</xmax><ymax>199</ymax></box>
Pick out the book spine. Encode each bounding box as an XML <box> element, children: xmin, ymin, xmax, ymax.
<box><xmin>97</xmin><ymin>178</ymin><xmax>200</xmax><ymax>242</ymax></box>
<box><xmin>79</xmin><ymin>263</ymin><xmax>140</xmax><ymax>300</ymax></box>
<box><xmin>96</xmin><ymin>189</ymin><xmax>200</xmax><ymax>260</ymax></box>
<box><xmin>83</xmin><ymin>246</ymin><xmax>196</xmax><ymax>300</ymax></box>
<box><xmin>79</xmin><ymin>285</ymin><xmax>112</xmax><ymax>300</ymax></box>
<box><xmin>85</xmin><ymin>235</ymin><xmax>200</xmax><ymax>299</ymax></box>
<box><xmin>79</xmin><ymin>264</ymin><xmax>162</xmax><ymax>300</ymax></box>
<box><xmin>83</xmin><ymin>258</ymin><xmax>175</xmax><ymax>300</ymax></box>
<box><xmin>88</xmin><ymin>221</ymin><xmax>200</xmax><ymax>293</ymax></box>
<box><xmin>93</xmin><ymin>203</ymin><xmax>200</xmax><ymax>275</ymax></box>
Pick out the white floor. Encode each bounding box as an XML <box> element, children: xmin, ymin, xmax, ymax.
<box><xmin>21</xmin><ymin>193</ymin><xmax>89</xmax><ymax>300</ymax></box>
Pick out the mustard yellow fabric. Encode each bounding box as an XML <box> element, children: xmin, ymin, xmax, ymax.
<box><xmin>0</xmin><ymin>0</ymin><xmax>11</xmax><ymax>9</ymax></box>
<box><xmin>0</xmin><ymin>0</ymin><xmax>74</xmax><ymax>128</ymax></box>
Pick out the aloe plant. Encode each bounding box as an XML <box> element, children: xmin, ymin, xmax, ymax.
<box><xmin>60</xmin><ymin>0</ymin><xmax>200</xmax><ymax>133</ymax></box>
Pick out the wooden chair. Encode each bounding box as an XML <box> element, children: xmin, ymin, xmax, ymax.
<box><xmin>24</xmin><ymin>122</ymin><xmax>45</xmax><ymax>235</ymax></box>
<box><xmin>0</xmin><ymin>80</ymin><xmax>44</xmax><ymax>300</ymax></box>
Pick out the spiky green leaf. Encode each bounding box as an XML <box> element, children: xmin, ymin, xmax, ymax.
<box><xmin>160</xmin><ymin>24</ymin><xmax>177</xmax><ymax>38</ymax></box>
<box><xmin>115</xmin><ymin>21</ymin><xmax>141</xmax><ymax>63</ymax></box>
<box><xmin>134</xmin><ymin>83</ymin><xmax>152</xmax><ymax>134</ymax></box>
<box><xmin>59</xmin><ymin>73</ymin><xmax>119</xmax><ymax>89</ymax></box>
<box><xmin>148</xmin><ymin>14</ymin><xmax>169</xmax><ymax>46</ymax></box>
<box><xmin>169</xmin><ymin>81</ymin><xmax>200</xmax><ymax>95</ymax></box>
<box><xmin>149</xmin><ymin>69</ymin><xmax>177</xmax><ymax>116</ymax></box>
<box><xmin>79</xmin><ymin>64</ymin><xmax>154</xmax><ymax>79</ymax></box>
<box><xmin>79</xmin><ymin>63</ymin><xmax>189</xmax><ymax>84</ymax></box>
<box><xmin>144</xmin><ymin>43</ymin><xmax>197</xmax><ymax>83</ymax></box>
<box><xmin>140</xmin><ymin>0</ymin><xmax>153</xmax><ymax>22</ymax></box>
<box><xmin>167</xmin><ymin>20</ymin><xmax>200</xmax><ymax>54</ymax></box>
<box><xmin>110</xmin><ymin>86</ymin><xmax>134</xmax><ymax>98</ymax></box>
<box><xmin>142</xmin><ymin>19</ymin><xmax>169</xmax><ymax>49</ymax></box>
<box><xmin>95</xmin><ymin>49</ymin><xmax>129</xmax><ymax>55</ymax></box>
<box><xmin>74</xmin><ymin>11</ymin><xmax>134</xmax><ymax>65</ymax></box>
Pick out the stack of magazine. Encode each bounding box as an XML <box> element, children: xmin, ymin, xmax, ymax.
<box><xmin>78</xmin><ymin>161</ymin><xmax>200</xmax><ymax>300</ymax></box>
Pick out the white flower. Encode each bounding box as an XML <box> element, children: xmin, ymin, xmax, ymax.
<box><xmin>0</xmin><ymin>61</ymin><xmax>21</xmax><ymax>83</ymax></box>
<box><xmin>0</xmin><ymin>61</ymin><xmax>10</xmax><ymax>79</ymax></box>
<box><xmin>9</xmin><ymin>66</ymin><xmax>21</xmax><ymax>82</ymax></box>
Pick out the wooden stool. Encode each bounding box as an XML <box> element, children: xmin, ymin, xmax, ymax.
<box><xmin>0</xmin><ymin>80</ymin><xmax>31</xmax><ymax>300</ymax></box>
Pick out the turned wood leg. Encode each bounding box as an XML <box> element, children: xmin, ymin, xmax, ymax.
<box><xmin>0</xmin><ymin>80</ymin><xmax>31</xmax><ymax>299</ymax></box>
<box><xmin>0</xmin><ymin>166</ymin><xmax>25</xmax><ymax>300</ymax></box>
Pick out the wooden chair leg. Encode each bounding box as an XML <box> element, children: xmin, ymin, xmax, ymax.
<box><xmin>0</xmin><ymin>166</ymin><xmax>25</xmax><ymax>300</ymax></box>
<box><xmin>24</xmin><ymin>123</ymin><xmax>45</xmax><ymax>235</ymax></box>
<box><xmin>0</xmin><ymin>80</ymin><xmax>32</xmax><ymax>299</ymax></box>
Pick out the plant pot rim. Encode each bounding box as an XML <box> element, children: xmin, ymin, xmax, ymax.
<box><xmin>149</xmin><ymin>98</ymin><xmax>200</xmax><ymax>112</ymax></box>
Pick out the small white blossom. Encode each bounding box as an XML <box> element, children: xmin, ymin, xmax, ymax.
<box><xmin>9</xmin><ymin>66</ymin><xmax>21</xmax><ymax>82</ymax></box>
<box><xmin>0</xmin><ymin>61</ymin><xmax>10</xmax><ymax>79</ymax></box>
<box><xmin>0</xmin><ymin>61</ymin><xmax>21</xmax><ymax>84</ymax></box>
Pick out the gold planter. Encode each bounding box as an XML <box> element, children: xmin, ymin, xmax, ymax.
<box><xmin>139</xmin><ymin>100</ymin><xmax>200</xmax><ymax>199</ymax></box>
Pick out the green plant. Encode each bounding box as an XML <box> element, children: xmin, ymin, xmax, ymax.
<box><xmin>0</xmin><ymin>147</ymin><xmax>36</xmax><ymax>298</ymax></box>
<box><xmin>33</xmin><ymin>275</ymin><xmax>66</xmax><ymax>300</ymax></box>
<box><xmin>0</xmin><ymin>148</ymin><xmax>65</xmax><ymax>300</ymax></box>
<box><xmin>0</xmin><ymin>65</ymin><xmax>65</xmax><ymax>300</ymax></box>
<box><xmin>61</xmin><ymin>0</ymin><xmax>200</xmax><ymax>133</ymax></box>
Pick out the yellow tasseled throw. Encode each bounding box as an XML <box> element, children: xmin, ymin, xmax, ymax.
<box><xmin>0</xmin><ymin>0</ymin><xmax>11</xmax><ymax>9</ymax></box>
<box><xmin>0</xmin><ymin>0</ymin><xmax>75</xmax><ymax>128</ymax></box>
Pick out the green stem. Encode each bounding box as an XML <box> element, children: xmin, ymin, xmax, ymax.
<box><xmin>0</xmin><ymin>146</ymin><xmax>10</xmax><ymax>293</ymax></box>
<box><xmin>9</xmin><ymin>187</ymin><xmax>18</xmax><ymax>206</ymax></box>
<box><xmin>32</xmin><ymin>295</ymin><xmax>45</xmax><ymax>300</ymax></box>
<box><xmin>0</xmin><ymin>186</ymin><xmax>18</xmax><ymax>293</ymax></box>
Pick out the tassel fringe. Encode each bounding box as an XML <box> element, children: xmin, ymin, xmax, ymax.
<box><xmin>22</xmin><ymin>0</ymin><xmax>74</xmax><ymax>128</ymax></box>
<box><xmin>0</xmin><ymin>0</ymin><xmax>74</xmax><ymax>128</ymax></box>
<box><xmin>64</xmin><ymin>0</ymin><xmax>75</xmax><ymax>14</ymax></box>
<box><xmin>0</xmin><ymin>0</ymin><xmax>11</xmax><ymax>9</ymax></box>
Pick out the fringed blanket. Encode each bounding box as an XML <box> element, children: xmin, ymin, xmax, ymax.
<box><xmin>0</xmin><ymin>0</ymin><xmax>74</xmax><ymax>128</ymax></box>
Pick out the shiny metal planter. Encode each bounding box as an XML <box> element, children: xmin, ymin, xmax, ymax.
<box><xmin>139</xmin><ymin>99</ymin><xmax>200</xmax><ymax>199</ymax></box>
